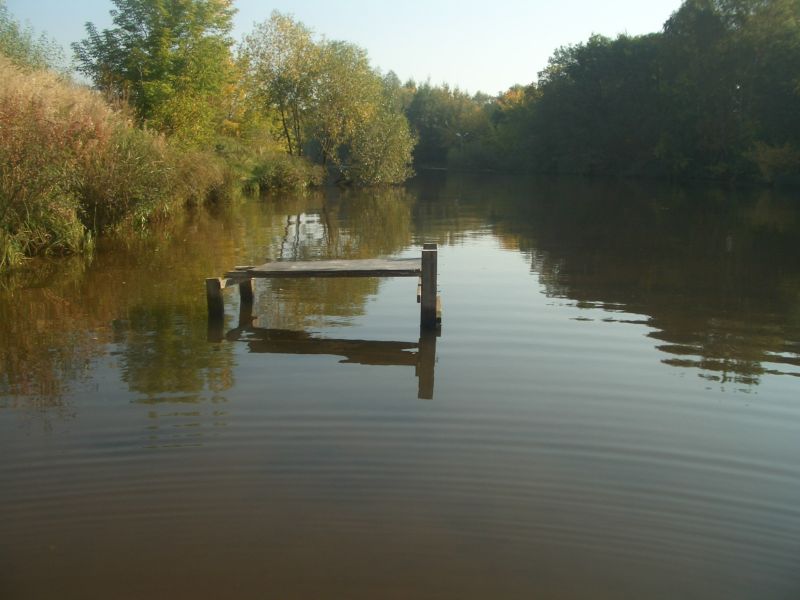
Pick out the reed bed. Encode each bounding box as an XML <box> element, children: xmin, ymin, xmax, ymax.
<box><xmin>0</xmin><ymin>56</ymin><xmax>232</xmax><ymax>270</ymax></box>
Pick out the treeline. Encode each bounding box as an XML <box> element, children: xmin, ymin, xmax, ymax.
<box><xmin>4</xmin><ymin>0</ymin><xmax>799</xmax><ymax>269</ymax></box>
<box><xmin>403</xmin><ymin>0</ymin><xmax>800</xmax><ymax>184</ymax></box>
<box><xmin>71</xmin><ymin>2</ymin><xmax>414</xmax><ymax>187</ymax></box>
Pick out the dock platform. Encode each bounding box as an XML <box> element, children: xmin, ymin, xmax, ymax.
<box><xmin>226</xmin><ymin>257</ymin><xmax>422</xmax><ymax>279</ymax></box>
<box><xmin>206</xmin><ymin>244</ymin><xmax>441</xmax><ymax>329</ymax></box>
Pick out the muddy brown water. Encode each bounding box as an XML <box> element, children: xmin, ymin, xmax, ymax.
<box><xmin>2</xmin><ymin>173</ymin><xmax>799</xmax><ymax>599</ymax></box>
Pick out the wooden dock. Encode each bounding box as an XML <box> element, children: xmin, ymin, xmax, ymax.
<box><xmin>206</xmin><ymin>244</ymin><xmax>441</xmax><ymax>329</ymax></box>
<box><xmin>225</xmin><ymin>257</ymin><xmax>422</xmax><ymax>279</ymax></box>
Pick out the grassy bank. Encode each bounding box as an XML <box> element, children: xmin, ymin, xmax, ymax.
<box><xmin>0</xmin><ymin>56</ymin><xmax>224</xmax><ymax>269</ymax></box>
<box><xmin>0</xmin><ymin>56</ymin><xmax>323</xmax><ymax>272</ymax></box>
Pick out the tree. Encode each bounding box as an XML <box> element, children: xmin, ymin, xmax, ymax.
<box><xmin>347</xmin><ymin>77</ymin><xmax>416</xmax><ymax>185</ymax></box>
<box><xmin>405</xmin><ymin>83</ymin><xmax>497</xmax><ymax>167</ymax></box>
<box><xmin>312</xmin><ymin>40</ymin><xmax>382</xmax><ymax>169</ymax></box>
<box><xmin>73</xmin><ymin>0</ymin><xmax>236</xmax><ymax>145</ymax></box>
<box><xmin>241</xmin><ymin>11</ymin><xmax>415</xmax><ymax>185</ymax></box>
<box><xmin>240</xmin><ymin>11</ymin><xmax>319</xmax><ymax>156</ymax></box>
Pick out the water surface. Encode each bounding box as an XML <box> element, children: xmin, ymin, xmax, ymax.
<box><xmin>2</xmin><ymin>174</ymin><xmax>800</xmax><ymax>599</ymax></box>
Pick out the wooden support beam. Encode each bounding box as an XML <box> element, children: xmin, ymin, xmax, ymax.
<box><xmin>238</xmin><ymin>278</ymin><xmax>254</xmax><ymax>327</ymax></box>
<box><xmin>239</xmin><ymin>278</ymin><xmax>254</xmax><ymax>304</ymax></box>
<box><xmin>207</xmin><ymin>317</ymin><xmax>224</xmax><ymax>343</ymax></box>
<box><xmin>417</xmin><ymin>329</ymin><xmax>437</xmax><ymax>400</ymax></box>
<box><xmin>421</xmin><ymin>243</ymin><xmax>438</xmax><ymax>330</ymax></box>
<box><xmin>206</xmin><ymin>277</ymin><xmax>225</xmax><ymax>320</ymax></box>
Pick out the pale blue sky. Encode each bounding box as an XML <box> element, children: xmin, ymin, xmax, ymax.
<box><xmin>7</xmin><ymin>0</ymin><xmax>683</xmax><ymax>94</ymax></box>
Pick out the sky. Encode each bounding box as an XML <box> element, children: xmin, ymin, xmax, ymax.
<box><xmin>6</xmin><ymin>0</ymin><xmax>684</xmax><ymax>94</ymax></box>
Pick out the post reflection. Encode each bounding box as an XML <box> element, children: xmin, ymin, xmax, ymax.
<box><xmin>225</xmin><ymin>325</ymin><xmax>437</xmax><ymax>400</ymax></box>
<box><xmin>217</xmin><ymin>301</ymin><xmax>437</xmax><ymax>399</ymax></box>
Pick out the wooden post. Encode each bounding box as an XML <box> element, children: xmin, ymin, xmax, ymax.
<box><xmin>239</xmin><ymin>278</ymin><xmax>254</xmax><ymax>304</ymax></box>
<box><xmin>417</xmin><ymin>329</ymin><xmax>437</xmax><ymax>400</ymax></box>
<box><xmin>206</xmin><ymin>278</ymin><xmax>225</xmax><ymax>320</ymax></box>
<box><xmin>421</xmin><ymin>243</ymin><xmax>438</xmax><ymax>330</ymax></box>
<box><xmin>206</xmin><ymin>277</ymin><xmax>225</xmax><ymax>342</ymax></box>
<box><xmin>207</xmin><ymin>316</ymin><xmax>224</xmax><ymax>343</ymax></box>
<box><xmin>238</xmin><ymin>278</ymin><xmax>254</xmax><ymax>328</ymax></box>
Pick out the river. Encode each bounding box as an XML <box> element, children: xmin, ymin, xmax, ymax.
<box><xmin>1</xmin><ymin>173</ymin><xmax>799</xmax><ymax>599</ymax></box>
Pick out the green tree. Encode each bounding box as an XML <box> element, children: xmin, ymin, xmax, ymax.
<box><xmin>532</xmin><ymin>33</ymin><xmax>665</xmax><ymax>175</ymax></box>
<box><xmin>312</xmin><ymin>40</ymin><xmax>382</xmax><ymax>169</ymax></box>
<box><xmin>241</xmin><ymin>11</ymin><xmax>415</xmax><ymax>185</ymax></box>
<box><xmin>347</xmin><ymin>75</ymin><xmax>416</xmax><ymax>185</ymax></box>
<box><xmin>405</xmin><ymin>83</ymin><xmax>495</xmax><ymax>167</ymax></box>
<box><xmin>73</xmin><ymin>0</ymin><xmax>236</xmax><ymax>145</ymax></box>
<box><xmin>240</xmin><ymin>11</ymin><xmax>319</xmax><ymax>156</ymax></box>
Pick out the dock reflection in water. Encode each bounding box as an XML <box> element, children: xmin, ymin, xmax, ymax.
<box><xmin>209</xmin><ymin>299</ymin><xmax>437</xmax><ymax>399</ymax></box>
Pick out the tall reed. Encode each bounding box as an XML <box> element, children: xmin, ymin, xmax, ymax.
<box><xmin>0</xmin><ymin>55</ymin><xmax>234</xmax><ymax>270</ymax></box>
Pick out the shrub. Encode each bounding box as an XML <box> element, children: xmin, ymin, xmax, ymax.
<box><xmin>248</xmin><ymin>152</ymin><xmax>325</xmax><ymax>193</ymax></box>
<box><xmin>0</xmin><ymin>55</ymin><xmax>239</xmax><ymax>270</ymax></box>
<box><xmin>79</xmin><ymin>126</ymin><xmax>175</xmax><ymax>231</ymax></box>
<box><xmin>0</xmin><ymin>57</ymin><xmax>98</xmax><ymax>267</ymax></box>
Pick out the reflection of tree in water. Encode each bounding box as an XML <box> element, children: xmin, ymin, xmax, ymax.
<box><xmin>0</xmin><ymin>260</ymin><xmax>91</xmax><ymax>427</ymax></box>
<box><xmin>253</xmin><ymin>187</ymin><xmax>416</xmax><ymax>330</ymax></box>
<box><xmin>333</xmin><ymin>187</ymin><xmax>414</xmax><ymax>257</ymax></box>
<box><xmin>419</xmin><ymin>173</ymin><xmax>800</xmax><ymax>387</ymax></box>
<box><xmin>513</xmin><ymin>181</ymin><xmax>800</xmax><ymax>387</ymax></box>
<box><xmin>0</xmin><ymin>208</ymin><xmax>240</xmax><ymax>425</ymax></box>
<box><xmin>119</xmin><ymin>305</ymin><xmax>234</xmax><ymax>396</ymax></box>
<box><xmin>0</xmin><ymin>186</ymin><xmax>420</xmax><ymax>419</ymax></box>
<box><xmin>82</xmin><ymin>212</ymin><xmax>241</xmax><ymax>403</ymax></box>
<box><xmin>409</xmin><ymin>170</ymin><xmax>497</xmax><ymax>245</ymax></box>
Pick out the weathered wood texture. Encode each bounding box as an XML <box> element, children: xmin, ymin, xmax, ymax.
<box><xmin>227</xmin><ymin>258</ymin><xmax>421</xmax><ymax>279</ymax></box>
<box><xmin>238</xmin><ymin>278</ymin><xmax>254</xmax><ymax>328</ymax></box>
<box><xmin>416</xmin><ymin>330</ymin><xmax>437</xmax><ymax>400</ymax></box>
<box><xmin>210</xmin><ymin>247</ymin><xmax>440</xmax><ymax>330</ymax></box>
<box><xmin>421</xmin><ymin>244</ymin><xmax>438</xmax><ymax>329</ymax></box>
<box><xmin>205</xmin><ymin>278</ymin><xmax>225</xmax><ymax>320</ymax></box>
<box><xmin>239</xmin><ymin>278</ymin><xmax>254</xmax><ymax>304</ymax></box>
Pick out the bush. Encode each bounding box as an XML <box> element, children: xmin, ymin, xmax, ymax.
<box><xmin>0</xmin><ymin>55</ymin><xmax>240</xmax><ymax>270</ymax></box>
<box><xmin>79</xmin><ymin>126</ymin><xmax>175</xmax><ymax>231</ymax></box>
<box><xmin>0</xmin><ymin>57</ymin><xmax>99</xmax><ymax>267</ymax></box>
<box><xmin>248</xmin><ymin>152</ymin><xmax>325</xmax><ymax>193</ymax></box>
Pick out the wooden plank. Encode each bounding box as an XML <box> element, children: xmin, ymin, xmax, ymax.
<box><xmin>226</xmin><ymin>258</ymin><xmax>421</xmax><ymax>279</ymax></box>
<box><xmin>420</xmin><ymin>244</ymin><xmax>438</xmax><ymax>329</ymax></box>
